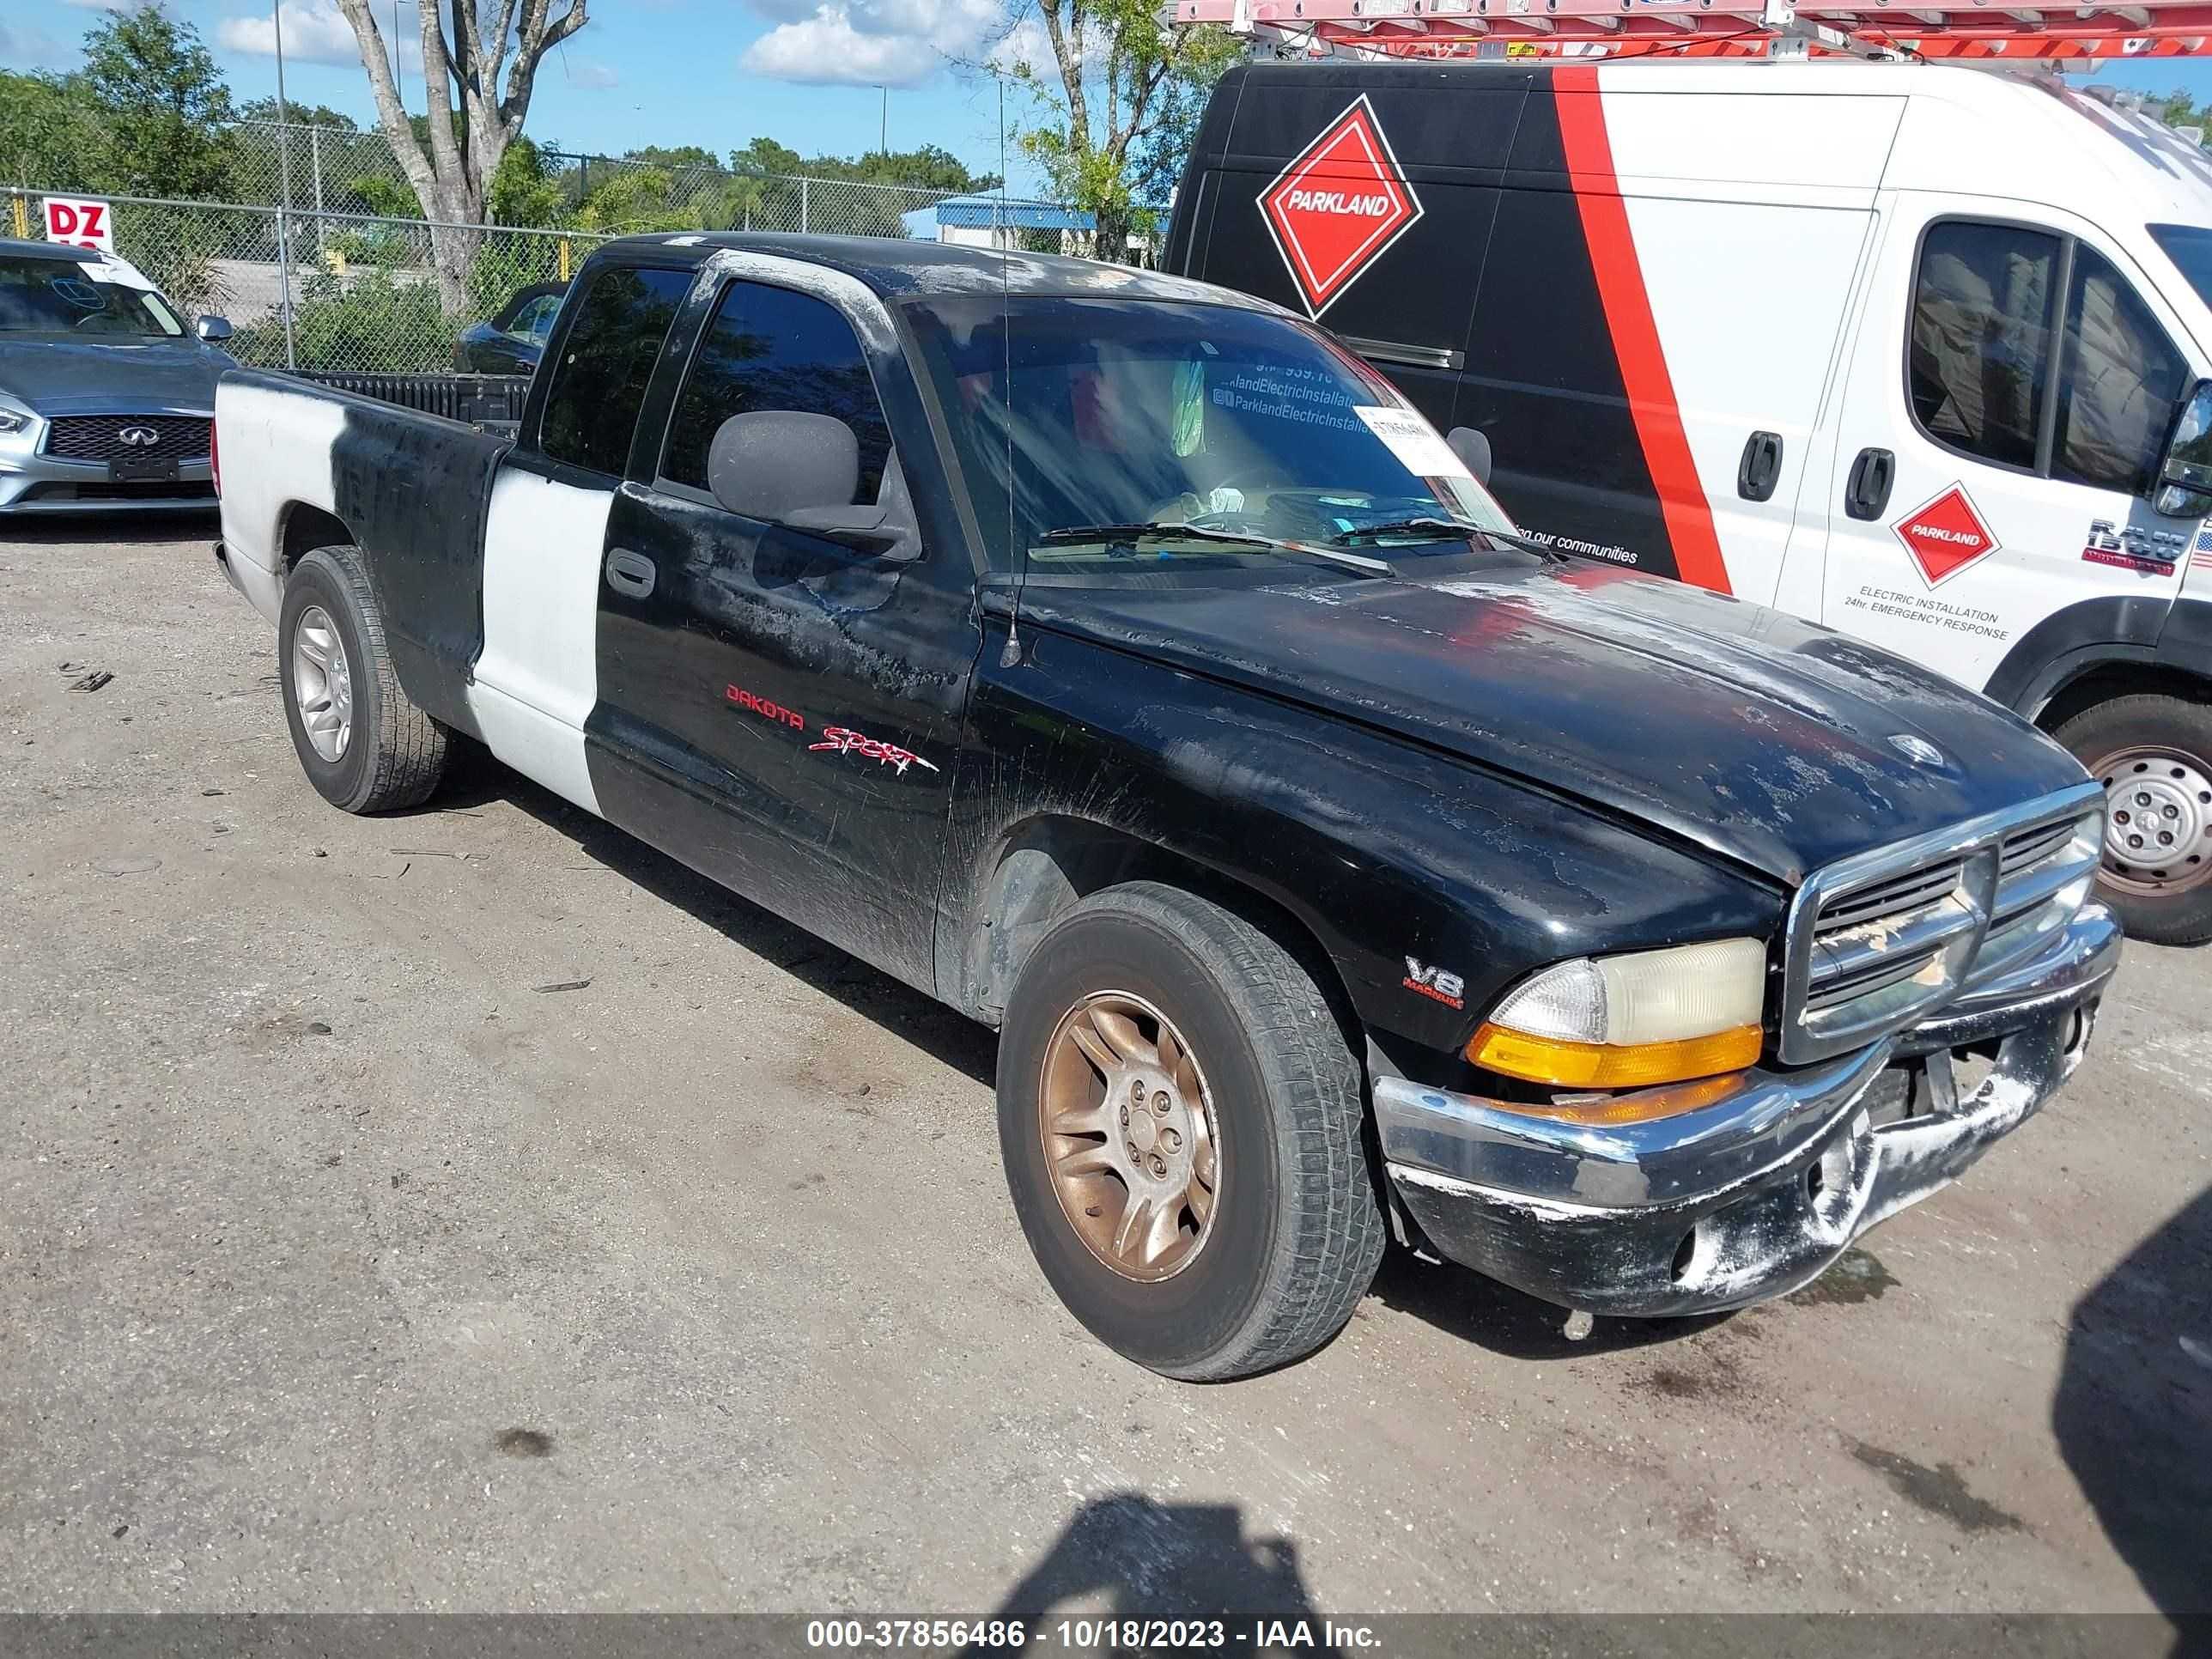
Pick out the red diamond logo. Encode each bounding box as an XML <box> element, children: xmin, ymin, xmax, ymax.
<box><xmin>1258</xmin><ymin>96</ymin><xmax>1422</xmax><ymax>319</ymax></box>
<box><xmin>1892</xmin><ymin>483</ymin><xmax>2002</xmax><ymax>588</ymax></box>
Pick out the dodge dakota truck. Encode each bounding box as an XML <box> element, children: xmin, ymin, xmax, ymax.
<box><xmin>213</xmin><ymin>234</ymin><xmax>2121</xmax><ymax>1379</ymax></box>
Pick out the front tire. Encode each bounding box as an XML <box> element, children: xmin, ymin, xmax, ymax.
<box><xmin>278</xmin><ymin>544</ymin><xmax>448</xmax><ymax>814</ymax></box>
<box><xmin>996</xmin><ymin>882</ymin><xmax>1385</xmax><ymax>1380</ymax></box>
<box><xmin>2054</xmin><ymin>691</ymin><xmax>2212</xmax><ymax>945</ymax></box>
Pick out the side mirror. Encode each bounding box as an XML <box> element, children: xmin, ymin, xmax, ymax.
<box><xmin>2155</xmin><ymin>379</ymin><xmax>2212</xmax><ymax>518</ymax></box>
<box><xmin>1446</xmin><ymin>425</ymin><xmax>1492</xmax><ymax>489</ymax></box>
<box><xmin>195</xmin><ymin>314</ymin><xmax>233</xmax><ymax>343</ymax></box>
<box><xmin>709</xmin><ymin>410</ymin><xmax>860</xmax><ymax>521</ymax></box>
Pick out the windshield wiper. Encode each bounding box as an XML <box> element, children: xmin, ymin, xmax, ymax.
<box><xmin>1036</xmin><ymin>522</ymin><xmax>1393</xmax><ymax>576</ymax></box>
<box><xmin>1334</xmin><ymin>517</ymin><xmax>1568</xmax><ymax>563</ymax></box>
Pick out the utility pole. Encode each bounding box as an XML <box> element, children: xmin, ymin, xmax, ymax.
<box><xmin>876</xmin><ymin>85</ymin><xmax>889</xmax><ymax>158</ymax></box>
<box><xmin>272</xmin><ymin>0</ymin><xmax>297</xmax><ymax>370</ymax></box>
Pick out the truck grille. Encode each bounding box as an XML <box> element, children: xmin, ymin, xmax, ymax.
<box><xmin>41</xmin><ymin>415</ymin><xmax>212</xmax><ymax>465</ymax></box>
<box><xmin>1779</xmin><ymin>783</ymin><xmax>2104</xmax><ymax>1064</ymax></box>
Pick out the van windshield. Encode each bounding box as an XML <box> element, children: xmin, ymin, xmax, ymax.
<box><xmin>0</xmin><ymin>255</ymin><xmax>183</xmax><ymax>337</ymax></box>
<box><xmin>2150</xmin><ymin>224</ymin><xmax>2212</xmax><ymax>312</ymax></box>
<box><xmin>902</xmin><ymin>294</ymin><xmax>1516</xmax><ymax>573</ymax></box>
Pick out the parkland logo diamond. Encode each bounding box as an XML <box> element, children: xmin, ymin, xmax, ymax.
<box><xmin>1892</xmin><ymin>483</ymin><xmax>2001</xmax><ymax>588</ymax></box>
<box><xmin>1258</xmin><ymin>96</ymin><xmax>1422</xmax><ymax>319</ymax></box>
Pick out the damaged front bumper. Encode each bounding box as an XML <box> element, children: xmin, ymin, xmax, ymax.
<box><xmin>1373</xmin><ymin>902</ymin><xmax>2120</xmax><ymax>1317</ymax></box>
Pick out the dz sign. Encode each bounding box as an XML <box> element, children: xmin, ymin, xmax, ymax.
<box><xmin>43</xmin><ymin>196</ymin><xmax>115</xmax><ymax>253</ymax></box>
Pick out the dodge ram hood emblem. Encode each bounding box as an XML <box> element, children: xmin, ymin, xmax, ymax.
<box><xmin>1888</xmin><ymin>733</ymin><xmax>1946</xmax><ymax>768</ymax></box>
<box><xmin>117</xmin><ymin>425</ymin><xmax>159</xmax><ymax>447</ymax></box>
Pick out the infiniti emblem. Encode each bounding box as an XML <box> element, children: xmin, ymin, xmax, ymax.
<box><xmin>116</xmin><ymin>425</ymin><xmax>160</xmax><ymax>447</ymax></box>
<box><xmin>1889</xmin><ymin>733</ymin><xmax>1946</xmax><ymax>768</ymax></box>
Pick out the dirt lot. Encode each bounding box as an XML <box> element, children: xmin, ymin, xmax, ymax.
<box><xmin>2</xmin><ymin>519</ymin><xmax>2207</xmax><ymax>1622</ymax></box>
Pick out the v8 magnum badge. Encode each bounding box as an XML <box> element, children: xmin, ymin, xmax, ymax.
<box><xmin>1258</xmin><ymin>96</ymin><xmax>1423</xmax><ymax>319</ymax></box>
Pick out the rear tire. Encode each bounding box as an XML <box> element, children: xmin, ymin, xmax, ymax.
<box><xmin>996</xmin><ymin>882</ymin><xmax>1385</xmax><ymax>1380</ymax></box>
<box><xmin>2053</xmin><ymin>692</ymin><xmax>2212</xmax><ymax>946</ymax></box>
<box><xmin>278</xmin><ymin>544</ymin><xmax>448</xmax><ymax>815</ymax></box>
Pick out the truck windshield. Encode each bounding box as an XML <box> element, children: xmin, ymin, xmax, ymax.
<box><xmin>0</xmin><ymin>255</ymin><xmax>183</xmax><ymax>337</ymax></box>
<box><xmin>903</xmin><ymin>294</ymin><xmax>1516</xmax><ymax>572</ymax></box>
<box><xmin>2150</xmin><ymin>224</ymin><xmax>2212</xmax><ymax>312</ymax></box>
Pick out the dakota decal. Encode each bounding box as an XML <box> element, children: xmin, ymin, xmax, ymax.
<box><xmin>1257</xmin><ymin>95</ymin><xmax>1422</xmax><ymax>319</ymax></box>
<box><xmin>726</xmin><ymin>685</ymin><xmax>807</xmax><ymax>729</ymax></box>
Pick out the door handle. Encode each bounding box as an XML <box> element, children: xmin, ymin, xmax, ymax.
<box><xmin>1844</xmin><ymin>447</ymin><xmax>1896</xmax><ymax>520</ymax></box>
<box><xmin>1737</xmin><ymin>430</ymin><xmax>1784</xmax><ymax>502</ymax></box>
<box><xmin>604</xmin><ymin>547</ymin><xmax>656</xmax><ymax>599</ymax></box>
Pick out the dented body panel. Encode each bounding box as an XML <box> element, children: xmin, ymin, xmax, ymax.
<box><xmin>216</xmin><ymin>232</ymin><xmax>2120</xmax><ymax>1327</ymax></box>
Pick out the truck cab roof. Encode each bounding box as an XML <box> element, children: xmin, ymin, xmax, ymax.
<box><xmin>592</xmin><ymin>230</ymin><xmax>1291</xmax><ymax>312</ymax></box>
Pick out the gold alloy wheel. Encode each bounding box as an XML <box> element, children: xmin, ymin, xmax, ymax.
<box><xmin>1037</xmin><ymin>990</ymin><xmax>1221</xmax><ymax>1282</ymax></box>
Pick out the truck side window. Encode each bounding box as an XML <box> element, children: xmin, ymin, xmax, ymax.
<box><xmin>1908</xmin><ymin>222</ymin><xmax>2060</xmax><ymax>472</ymax></box>
<box><xmin>661</xmin><ymin>280</ymin><xmax>891</xmax><ymax>505</ymax></box>
<box><xmin>2053</xmin><ymin>246</ymin><xmax>2188</xmax><ymax>496</ymax></box>
<box><xmin>538</xmin><ymin>264</ymin><xmax>692</xmax><ymax>477</ymax></box>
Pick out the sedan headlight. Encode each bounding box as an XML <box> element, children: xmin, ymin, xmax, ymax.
<box><xmin>1468</xmin><ymin>937</ymin><xmax>1767</xmax><ymax>1089</ymax></box>
<box><xmin>0</xmin><ymin>407</ymin><xmax>31</xmax><ymax>435</ymax></box>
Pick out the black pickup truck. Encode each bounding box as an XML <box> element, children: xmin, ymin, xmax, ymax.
<box><xmin>213</xmin><ymin>234</ymin><xmax>2120</xmax><ymax>1379</ymax></box>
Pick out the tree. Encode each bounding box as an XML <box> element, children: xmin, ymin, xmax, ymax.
<box><xmin>0</xmin><ymin>72</ymin><xmax>97</xmax><ymax>192</ymax></box>
<box><xmin>2164</xmin><ymin>88</ymin><xmax>2200</xmax><ymax>128</ymax></box>
<box><xmin>81</xmin><ymin>4</ymin><xmax>236</xmax><ymax>199</ymax></box>
<box><xmin>329</xmin><ymin>0</ymin><xmax>590</xmax><ymax>313</ymax></box>
<box><xmin>998</xmin><ymin>0</ymin><xmax>1238</xmax><ymax>259</ymax></box>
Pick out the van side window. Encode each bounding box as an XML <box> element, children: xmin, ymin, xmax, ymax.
<box><xmin>661</xmin><ymin>279</ymin><xmax>891</xmax><ymax>503</ymax></box>
<box><xmin>538</xmin><ymin>264</ymin><xmax>693</xmax><ymax>477</ymax></box>
<box><xmin>2054</xmin><ymin>246</ymin><xmax>2189</xmax><ymax>496</ymax></box>
<box><xmin>1908</xmin><ymin>222</ymin><xmax>2061</xmax><ymax>472</ymax></box>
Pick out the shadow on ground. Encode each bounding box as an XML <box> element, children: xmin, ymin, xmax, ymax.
<box><xmin>0</xmin><ymin>510</ymin><xmax>218</xmax><ymax>547</ymax></box>
<box><xmin>2053</xmin><ymin>1183</ymin><xmax>2212</xmax><ymax>1622</ymax></box>
<box><xmin>961</xmin><ymin>1493</ymin><xmax>1337</xmax><ymax>1655</ymax></box>
<box><xmin>455</xmin><ymin>744</ymin><xmax>997</xmax><ymax>1089</ymax></box>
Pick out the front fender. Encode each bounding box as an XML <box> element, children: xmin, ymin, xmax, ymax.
<box><xmin>948</xmin><ymin>629</ymin><xmax>1784</xmax><ymax>1057</ymax></box>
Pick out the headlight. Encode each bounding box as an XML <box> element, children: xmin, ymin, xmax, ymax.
<box><xmin>1468</xmin><ymin>937</ymin><xmax>1767</xmax><ymax>1090</ymax></box>
<box><xmin>0</xmin><ymin>408</ymin><xmax>30</xmax><ymax>435</ymax></box>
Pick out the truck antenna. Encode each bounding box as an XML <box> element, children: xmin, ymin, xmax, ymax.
<box><xmin>998</xmin><ymin>73</ymin><xmax>1027</xmax><ymax>670</ymax></box>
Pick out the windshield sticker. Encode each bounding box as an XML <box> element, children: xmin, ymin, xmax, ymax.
<box><xmin>1353</xmin><ymin>405</ymin><xmax>1473</xmax><ymax>483</ymax></box>
<box><xmin>49</xmin><ymin>277</ymin><xmax>104</xmax><ymax>311</ymax></box>
<box><xmin>1210</xmin><ymin>364</ymin><xmax>1364</xmax><ymax>434</ymax></box>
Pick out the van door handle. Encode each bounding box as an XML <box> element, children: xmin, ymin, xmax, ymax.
<box><xmin>1844</xmin><ymin>447</ymin><xmax>1896</xmax><ymax>520</ymax></box>
<box><xmin>604</xmin><ymin>547</ymin><xmax>656</xmax><ymax>599</ymax></box>
<box><xmin>1737</xmin><ymin>430</ymin><xmax>1784</xmax><ymax>502</ymax></box>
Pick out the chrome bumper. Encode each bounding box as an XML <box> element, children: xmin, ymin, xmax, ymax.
<box><xmin>1374</xmin><ymin>902</ymin><xmax>2120</xmax><ymax>1317</ymax></box>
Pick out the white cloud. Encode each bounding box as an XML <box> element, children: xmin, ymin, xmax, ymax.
<box><xmin>739</xmin><ymin>0</ymin><xmax>1000</xmax><ymax>88</ymax></box>
<box><xmin>218</xmin><ymin>1</ymin><xmax>420</xmax><ymax>69</ymax></box>
<box><xmin>558</xmin><ymin>53</ymin><xmax>621</xmax><ymax>89</ymax></box>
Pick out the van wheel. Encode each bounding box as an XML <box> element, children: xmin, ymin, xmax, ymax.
<box><xmin>279</xmin><ymin>544</ymin><xmax>448</xmax><ymax>814</ymax></box>
<box><xmin>2054</xmin><ymin>693</ymin><xmax>2212</xmax><ymax>946</ymax></box>
<box><xmin>995</xmin><ymin>882</ymin><xmax>1385</xmax><ymax>1380</ymax></box>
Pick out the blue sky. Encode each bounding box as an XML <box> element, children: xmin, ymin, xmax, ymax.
<box><xmin>0</xmin><ymin>0</ymin><xmax>1038</xmax><ymax>183</ymax></box>
<box><xmin>7</xmin><ymin>1</ymin><xmax>2212</xmax><ymax>191</ymax></box>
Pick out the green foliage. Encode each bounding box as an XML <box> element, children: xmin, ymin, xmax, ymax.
<box><xmin>0</xmin><ymin>70</ymin><xmax>98</xmax><ymax>191</ymax></box>
<box><xmin>349</xmin><ymin>176</ymin><xmax>425</xmax><ymax>220</ymax></box>
<box><xmin>487</xmin><ymin>137</ymin><xmax>570</xmax><ymax>228</ymax></box>
<box><xmin>81</xmin><ymin>3</ymin><xmax>236</xmax><ymax>198</ymax></box>
<box><xmin>2165</xmin><ymin>88</ymin><xmax>2201</xmax><ymax>128</ymax></box>
<box><xmin>232</xmin><ymin>268</ymin><xmax>455</xmax><ymax>374</ymax></box>
<box><xmin>239</xmin><ymin>98</ymin><xmax>359</xmax><ymax>131</ymax></box>
<box><xmin>465</xmin><ymin>234</ymin><xmax>568</xmax><ymax>318</ymax></box>
<box><xmin>112</xmin><ymin>202</ymin><xmax>232</xmax><ymax>318</ymax></box>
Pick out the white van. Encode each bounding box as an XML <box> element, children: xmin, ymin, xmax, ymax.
<box><xmin>1164</xmin><ymin>58</ymin><xmax>2212</xmax><ymax>942</ymax></box>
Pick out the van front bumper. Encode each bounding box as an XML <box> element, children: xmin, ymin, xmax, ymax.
<box><xmin>1374</xmin><ymin>902</ymin><xmax>2121</xmax><ymax>1317</ymax></box>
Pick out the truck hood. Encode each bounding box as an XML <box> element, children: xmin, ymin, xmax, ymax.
<box><xmin>0</xmin><ymin>337</ymin><xmax>230</xmax><ymax>415</ymax></box>
<box><xmin>1018</xmin><ymin>561</ymin><xmax>2089</xmax><ymax>886</ymax></box>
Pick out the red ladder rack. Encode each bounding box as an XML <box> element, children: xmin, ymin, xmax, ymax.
<box><xmin>1165</xmin><ymin>0</ymin><xmax>2212</xmax><ymax>61</ymax></box>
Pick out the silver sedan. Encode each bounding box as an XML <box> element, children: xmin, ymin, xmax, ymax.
<box><xmin>0</xmin><ymin>237</ymin><xmax>235</xmax><ymax>516</ymax></box>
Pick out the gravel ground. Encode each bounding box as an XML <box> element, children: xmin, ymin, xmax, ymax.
<box><xmin>1</xmin><ymin>518</ymin><xmax>2207</xmax><ymax>1623</ymax></box>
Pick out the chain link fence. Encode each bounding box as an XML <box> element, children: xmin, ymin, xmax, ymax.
<box><xmin>6</xmin><ymin>187</ymin><xmax>602</xmax><ymax>374</ymax></box>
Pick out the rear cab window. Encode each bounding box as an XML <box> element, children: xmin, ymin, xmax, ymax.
<box><xmin>537</xmin><ymin>264</ymin><xmax>694</xmax><ymax>477</ymax></box>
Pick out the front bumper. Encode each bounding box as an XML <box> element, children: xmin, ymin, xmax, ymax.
<box><xmin>1374</xmin><ymin>901</ymin><xmax>2120</xmax><ymax>1317</ymax></box>
<box><xmin>0</xmin><ymin>434</ymin><xmax>215</xmax><ymax>515</ymax></box>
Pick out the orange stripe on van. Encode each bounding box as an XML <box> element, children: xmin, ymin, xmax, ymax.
<box><xmin>1552</xmin><ymin>65</ymin><xmax>1733</xmax><ymax>597</ymax></box>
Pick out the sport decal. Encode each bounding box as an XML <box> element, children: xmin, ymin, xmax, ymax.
<box><xmin>1891</xmin><ymin>483</ymin><xmax>2000</xmax><ymax>589</ymax></box>
<box><xmin>809</xmin><ymin>726</ymin><xmax>939</xmax><ymax>776</ymax></box>
<box><xmin>1257</xmin><ymin>95</ymin><xmax>1423</xmax><ymax>320</ymax></box>
<box><xmin>1550</xmin><ymin>66</ymin><xmax>1733</xmax><ymax>598</ymax></box>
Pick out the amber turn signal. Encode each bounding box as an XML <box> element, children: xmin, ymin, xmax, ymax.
<box><xmin>1466</xmin><ymin>1021</ymin><xmax>1765</xmax><ymax>1091</ymax></box>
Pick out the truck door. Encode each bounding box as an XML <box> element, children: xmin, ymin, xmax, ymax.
<box><xmin>1803</xmin><ymin>200</ymin><xmax>2199</xmax><ymax>692</ymax></box>
<box><xmin>590</xmin><ymin>263</ymin><xmax>981</xmax><ymax>995</ymax></box>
